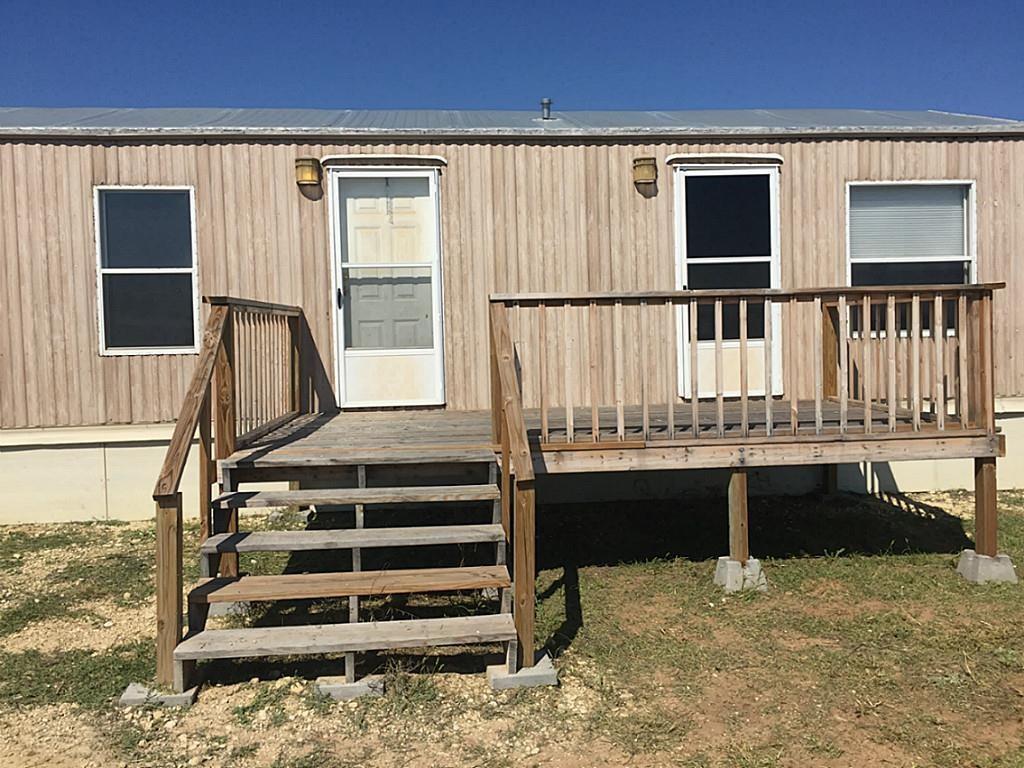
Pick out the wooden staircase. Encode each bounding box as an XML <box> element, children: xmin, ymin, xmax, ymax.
<box><xmin>173</xmin><ymin>449</ymin><xmax>516</xmax><ymax>692</ymax></box>
<box><xmin>152</xmin><ymin>296</ymin><xmax>537</xmax><ymax>695</ymax></box>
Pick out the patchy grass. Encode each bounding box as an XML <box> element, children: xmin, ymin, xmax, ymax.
<box><xmin>0</xmin><ymin>491</ymin><xmax>1022</xmax><ymax>767</ymax></box>
<box><xmin>0</xmin><ymin>641</ymin><xmax>153</xmax><ymax>709</ymax></box>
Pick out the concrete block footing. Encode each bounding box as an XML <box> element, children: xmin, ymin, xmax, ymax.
<box><xmin>315</xmin><ymin>675</ymin><xmax>384</xmax><ymax>701</ymax></box>
<box><xmin>487</xmin><ymin>653</ymin><xmax>558</xmax><ymax>690</ymax></box>
<box><xmin>957</xmin><ymin>549</ymin><xmax>1019</xmax><ymax>584</ymax></box>
<box><xmin>118</xmin><ymin>682</ymin><xmax>199</xmax><ymax>708</ymax></box>
<box><xmin>713</xmin><ymin>556</ymin><xmax>768</xmax><ymax>593</ymax></box>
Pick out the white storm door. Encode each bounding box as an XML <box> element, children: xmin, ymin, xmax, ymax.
<box><xmin>675</xmin><ymin>166</ymin><xmax>783</xmax><ymax>398</ymax></box>
<box><xmin>332</xmin><ymin>170</ymin><xmax>444</xmax><ymax>407</ymax></box>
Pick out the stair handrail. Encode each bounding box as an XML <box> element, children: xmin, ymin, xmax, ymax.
<box><xmin>488</xmin><ymin>302</ymin><xmax>534</xmax><ymax>483</ymax></box>
<box><xmin>151</xmin><ymin>294</ymin><xmax>305</xmax><ymax>689</ymax></box>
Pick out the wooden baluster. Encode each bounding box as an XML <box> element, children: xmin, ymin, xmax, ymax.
<box><xmin>639</xmin><ymin>300</ymin><xmax>650</xmax><ymax>441</ymax></box>
<box><xmin>863</xmin><ymin>296</ymin><xmax>872</xmax><ymax>434</ymax></box>
<box><xmin>813</xmin><ymin>296</ymin><xmax>823</xmax><ymax>435</ymax></box>
<box><xmin>838</xmin><ymin>295</ymin><xmax>848</xmax><ymax>434</ymax></box>
<box><xmin>214</xmin><ymin>311</ymin><xmax>238</xmax><ymax>577</ymax></box>
<box><xmin>289</xmin><ymin>314</ymin><xmax>301</xmax><ymax>413</ymax></box>
<box><xmin>588</xmin><ymin>300</ymin><xmax>600</xmax><ymax>442</ymax></box>
<box><xmin>979</xmin><ymin>292</ymin><xmax>995</xmax><ymax>433</ymax></box>
<box><xmin>538</xmin><ymin>303</ymin><xmax>549</xmax><ymax>442</ymax></box>
<box><xmin>614</xmin><ymin>299</ymin><xmax>625</xmax><ymax>440</ymax></box>
<box><xmin>885</xmin><ymin>295</ymin><xmax>897</xmax><ymax>432</ymax></box>
<box><xmin>198</xmin><ymin>390</ymin><xmax>213</xmax><ymax>542</ymax></box>
<box><xmin>764</xmin><ymin>298</ymin><xmax>773</xmax><ymax>437</ymax></box>
<box><xmin>789</xmin><ymin>297</ymin><xmax>798</xmax><ymax>435</ymax></box>
<box><xmin>564</xmin><ymin>301</ymin><xmax>574</xmax><ymax>443</ymax></box>
<box><xmin>667</xmin><ymin>301</ymin><xmax>678</xmax><ymax>439</ymax></box>
<box><xmin>489</xmin><ymin>308</ymin><xmax>503</xmax><ymax>444</ymax></box>
<box><xmin>958</xmin><ymin>293</ymin><xmax>968</xmax><ymax>429</ymax></box>
<box><xmin>688</xmin><ymin>300</ymin><xmax>697</xmax><ymax>438</ymax></box>
<box><xmin>911</xmin><ymin>294</ymin><xmax>921</xmax><ymax>431</ymax></box>
<box><xmin>714</xmin><ymin>299</ymin><xmax>724</xmax><ymax>437</ymax></box>
<box><xmin>739</xmin><ymin>298</ymin><xmax>749</xmax><ymax>437</ymax></box>
<box><xmin>934</xmin><ymin>294</ymin><xmax>945</xmax><ymax>430</ymax></box>
<box><xmin>667</xmin><ymin>300</ymin><xmax>678</xmax><ymax>439</ymax></box>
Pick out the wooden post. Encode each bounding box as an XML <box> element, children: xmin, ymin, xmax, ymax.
<box><xmin>728</xmin><ymin>469</ymin><xmax>749</xmax><ymax>565</ymax></box>
<box><xmin>514</xmin><ymin>480</ymin><xmax>536</xmax><ymax>669</ymax></box>
<box><xmin>214</xmin><ymin>312</ymin><xmax>238</xmax><ymax>577</ymax></box>
<box><xmin>974</xmin><ymin>457</ymin><xmax>998</xmax><ymax>557</ymax></box>
<box><xmin>155</xmin><ymin>493</ymin><xmax>183</xmax><ymax>689</ymax></box>
<box><xmin>490</xmin><ymin>313</ymin><xmax>502</xmax><ymax>445</ymax></box>
<box><xmin>197</xmin><ymin>391</ymin><xmax>213</xmax><ymax>542</ymax></box>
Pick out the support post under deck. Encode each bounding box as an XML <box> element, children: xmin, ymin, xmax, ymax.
<box><xmin>958</xmin><ymin>457</ymin><xmax>1018</xmax><ymax>583</ymax></box>
<box><xmin>714</xmin><ymin>468</ymin><xmax>767</xmax><ymax>593</ymax></box>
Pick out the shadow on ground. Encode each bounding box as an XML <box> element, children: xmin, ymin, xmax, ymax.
<box><xmin>200</xmin><ymin>490</ymin><xmax>973</xmax><ymax>685</ymax></box>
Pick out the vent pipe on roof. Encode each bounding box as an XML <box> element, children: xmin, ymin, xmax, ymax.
<box><xmin>540</xmin><ymin>98</ymin><xmax>552</xmax><ymax>120</ymax></box>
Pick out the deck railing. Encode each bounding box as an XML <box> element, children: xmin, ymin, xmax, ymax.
<box><xmin>488</xmin><ymin>302</ymin><xmax>537</xmax><ymax>668</ymax></box>
<box><xmin>489</xmin><ymin>284</ymin><xmax>1001</xmax><ymax>447</ymax></box>
<box><xmin>152</xmin><ymin>295</ymin><xmax>307</xmax><ymax>688</ymax></box>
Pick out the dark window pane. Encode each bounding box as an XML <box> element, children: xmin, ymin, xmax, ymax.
<box><xmin>685</xmin><ymin>175</ymin><xmax>771</xmax><ymax>259</ymax></box>
<box><xmin>103</xmin><ymin>274</ymin><xmax>194</xmax><ymax>349</ymax></box>
<box><xmin>850</xmin><ymin>261</ymin><xmax>968</xmax><ymax>287</ymax></box>
<box><xmin>688</xmin><ymin>262</ymin><xmax>770</xmax><ymax>340</ymax></box>
<box><xmin>100</xmin><ymin>190</ymin><xmax>193</xmax><ymax>268</ymax></box>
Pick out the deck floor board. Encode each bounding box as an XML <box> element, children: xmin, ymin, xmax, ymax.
<box><xmin>223</xmin><ymin>401</ymin><xmax>967</xmax><ymax>470</ymax></box>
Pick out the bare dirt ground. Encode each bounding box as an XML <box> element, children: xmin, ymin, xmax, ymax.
<box><xmin>1</xmin><ymin>490</ymin><xmax>1023</xmax><ymax>767</ymax></box>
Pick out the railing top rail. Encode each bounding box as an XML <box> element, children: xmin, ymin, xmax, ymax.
<box><xmin>153</xmin><ymin>304</ymin><xmax>229</xmax><ymax>499</ymax></box>
<box><xmin>205</xmin><ymin>295</ymin><xmax>302</xmax><ymax>316</ymax></box>
<box><xmin>490</xmin><ymin>282</ymin><xmax>1005</xmax><ymax>305</ymax></box>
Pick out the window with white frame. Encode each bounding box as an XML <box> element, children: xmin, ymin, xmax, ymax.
<box><xmin>95</xmin><ymin>188</ymin><xmax>198</xmax><ymax>354</ymax></box>
<box><xmin>848</xmin><ymin>183</ymin><xmax>973</xmax><ymax>286</ymax></box>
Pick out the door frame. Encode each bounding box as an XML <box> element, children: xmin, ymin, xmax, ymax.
<box><xmin>672</xmin><ymin>163</ymin><xmax>783</xmax><ymax>398</ymax></box>
<box><xmin>327</xmin><ymin>166</ymin><xmax>446</xmax><ymax>408</ymax></box>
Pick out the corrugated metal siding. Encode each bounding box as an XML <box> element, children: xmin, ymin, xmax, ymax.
<box><xmin>1</xmin><ymin>136</ymin><xmax>1023</xmax><ymax>428</ymax></box>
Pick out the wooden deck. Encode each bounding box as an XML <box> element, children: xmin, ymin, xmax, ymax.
<box><xmin>224</xmin><ymin>403</ymin><xmax>1001</xmax><ymax>476</ymax></box>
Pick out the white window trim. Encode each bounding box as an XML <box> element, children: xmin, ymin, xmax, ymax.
<box><xmin>672</xmin><ymin>164</ymin><xmax>784</xmax><ymax>398</ymax></box>
<box><xmin>326</xmin><ymin>167</ymin><xmax>446</xmax><ymax>408</ymax></box>
<box><xmin>93</xmin><ymin>185</ymin><xmax>200</xmax><ymax>356</ymax></box>
<box><xmin>844</xmin><ymin>179</ymin><xmax>978</xmax><ymax>285</ymax></box>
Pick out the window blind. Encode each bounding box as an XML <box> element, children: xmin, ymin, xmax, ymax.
<box><xmin>849</xmin><ymin>184</ymin><xmax>967</xmax><ymax>261</ymax></box>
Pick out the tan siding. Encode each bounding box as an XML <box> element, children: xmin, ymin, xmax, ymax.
<box><xmin>1</xmin><ymin>136</ymin><xmax>1023</xmax><ymax>428</ymax></box>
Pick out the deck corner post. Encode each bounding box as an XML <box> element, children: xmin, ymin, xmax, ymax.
<box><xmin>958</xmin><ymin>457</ymin><xmax>1018</xmax><ymax>584</ymax></box>
<box><xmin>714</xmin><ymin>467</ymin><xmax>767</xmax><ymax>593</ymax></box>
<box><xmin>513</xmin><ymin>479</ymin><xmax>536</xmax><ymax>670</ymax></box>
<box><xmin>155</xmin><ymin>492</ymin><xmax>184</xmax><ymax>689</ymax></box>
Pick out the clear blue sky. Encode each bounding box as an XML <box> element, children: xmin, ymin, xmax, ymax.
<box><xmin>2</xmin><ymin>0</ymin><xmax>1022</xmax><ymax>119</ymax></box>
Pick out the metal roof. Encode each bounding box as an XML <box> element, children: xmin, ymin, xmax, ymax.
<box><xmin>1</xmin><ymin>106</ymin><xmax>1022</xmax><ymax>138</ymax></box>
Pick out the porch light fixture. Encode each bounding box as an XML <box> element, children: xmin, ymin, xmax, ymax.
<box><xmin>632</xmin><ymin>157</ymin><xmax>657</xmax><ymax>186</ymax></box>
<box><xmin>295</xmin><ymin>157</ymin><xmax>322</xmax><ymax>186</ymax></box>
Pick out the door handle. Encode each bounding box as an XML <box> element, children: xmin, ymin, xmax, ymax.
<box><xmin>336</xmin><ymin>288</ymin><xmax>343</xmax><ymax>309</ymax></box>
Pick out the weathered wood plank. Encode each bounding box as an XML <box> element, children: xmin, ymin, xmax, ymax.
<box><xmin>175</xmin><ymin>614</ymin><xmax>517</xmax><ymax>661</ymax></box>
<box><xmin>200</xmin><ymin>525</ymin><xmax>506</xmax><ymax>554</ymax></box>
<box><xmin>190</xmin><ymin>565</ymin><xmax>511</xmax><ymax>604</ymax></box>
<box><xmin>213</xmin><ymin>484</ymin><xmax>500</xmax><ymax>509</ymax></box>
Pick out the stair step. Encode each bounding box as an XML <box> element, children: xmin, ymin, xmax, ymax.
<box><xmin>188</xmin><ymin>565</ymin><xmax>510</xmax><ymax>604</ymax></box>
<box><xmin>213</xmin><ymin>484</ymin><xmax>500</xmax><ymax>509</ymax></box>
<box><xmin>200</xmin><ymin>524</ymin><xmax>506</xmax><ymax>555</ymax></box>
<box><xmin>222</xmin><ymin>446</ymin><xmax>498</xmax><ymax>469</ymax></box>
<box><xmin>175</xmin><ymin>613</ymin><xmax>516</xmax><ymax>661</ymax></box>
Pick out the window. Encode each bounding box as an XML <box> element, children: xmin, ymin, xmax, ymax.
<box><xmin>847</xmin><ymin>182</ymin><xmax>973</xmax><ymax>336</ymax></box>
<box><xmin>848</xmin><ymin>183</ymin><xmax>973</xmax><ymax>287</ymax></box>
<box><xmin>95</xmin><ymin>188</ymin><xmax>198</xmax><ymax>354</ymax></box>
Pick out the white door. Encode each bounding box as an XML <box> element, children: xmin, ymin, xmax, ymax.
<box><xmin>331</xmin><ymin>169</ymin><xmax>444</xmax><ymax>407</ymax></box>
<box><xmin>674</xmin><ymin>165</ymin><xmax>783</xmax><ymax>398</ymax></box>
